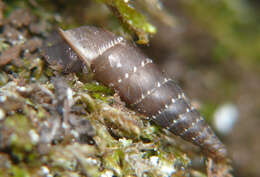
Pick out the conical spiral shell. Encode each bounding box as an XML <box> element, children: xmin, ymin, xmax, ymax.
<box><xmin>44</xmin><ymin>26</ymin><xmax>227</xmax><ymax>161</ymax></box>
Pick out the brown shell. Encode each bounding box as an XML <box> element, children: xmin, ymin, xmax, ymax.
<box><xmin>43</xmin><ymin>26</ymin><xmax>228</xmax><ymax>161</ymax></box>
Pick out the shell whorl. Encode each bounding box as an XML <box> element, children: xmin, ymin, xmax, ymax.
<box><xmin>45</xmin><ymin>26</ymin><xmax>227</xmax><ymax>161</ymax></box>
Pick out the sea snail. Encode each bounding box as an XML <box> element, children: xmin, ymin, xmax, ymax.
<box><xmin>43</xmin><ymin>26</ymin><xmax>227</xmax><ymax>161</ymax></box>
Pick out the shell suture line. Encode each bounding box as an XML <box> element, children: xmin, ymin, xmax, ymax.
<box><xmin>132</xmin><ymin>78</ymin><xmax>171</xmax><ymax>106</ymax></box>
<box><xmin>98</xmin><ymin>36</ymin><xmax>124</xmax><ymax>55</ymax></box>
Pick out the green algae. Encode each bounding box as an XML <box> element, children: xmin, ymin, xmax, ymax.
<box><xmin>96</xmin><ymin>0</ymin><xmax>156</xmax><ymax>44</ymax></box>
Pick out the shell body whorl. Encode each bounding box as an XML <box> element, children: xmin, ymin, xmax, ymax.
<box><xmin>45</xmin><ymin>26</ymin><xmax>227</xmax><ymax>161</ymax></box>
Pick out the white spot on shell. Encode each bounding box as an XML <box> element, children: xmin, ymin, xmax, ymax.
<box><xmin>141</xmin><ymin>61</ymin><xmax>145</xmax><ymax>67</ymax></box>
<box><xmin>118</xmin><ymin>79</ymin><xmax>122</xmax><ymax>83</ymax></box>
<box><xmin>171</xmin><ymin>98</ymin><xmax>176</xmax><ymax>103</ymax></box>
<box><xmin>116</xmin><ymin>63</ymin><xmax>122</xmax><ymax>68</ymax></box>
<box><xmin>117</xmin><ymin>36</ymin><xmax>124</xmax><ymax>42</ymax></box>
<box><xmin>125</xmin><ymin>73</ymin><xmax>129</xmax><ymax>78</ymax></box>
<box><xmin>133</xmin><ymin>66</ymin><xmax>137</xmax><ymax>72</ymax></box>
<box><xmin>132</xmin><ymin>77</ymin><xmax>170</xmax><ymax>107</ymax></box>
<box><xmin>98</xmin><ymin>36</ymin><xmax>124</xmax><ymax>55</ymax></box>
<box><xmin>108</xmin><ymin>54</ymin><xmax>122</xmax><ymax>68</ymax></box>
<box><xmin>165</xmin><ymin>105</ymin><xmax>168</xmax><ymax>109</ymax></box>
